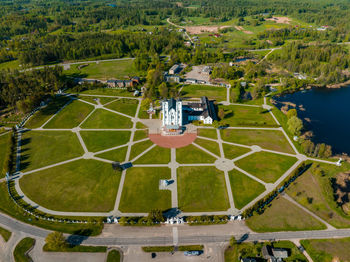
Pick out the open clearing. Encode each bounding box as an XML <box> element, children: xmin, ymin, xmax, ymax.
<box><xmin>80</xmin><ymin>131</ymin><xmax>130</xmax><ymax>152</ymax></box>
<box><xmin>20</xmin><ymin>159</ymin><xmax>121</xmax><ymax>212</ymax></box>
<box><xmin>177</xmin><ymin>166</ymin><xmax>229</xmax><ymax>212</ymax></box>
<box><xmin>105</xmin><ymin>98</ymin><xmax>139</xmax><ymax>117</ymax></box>
<box><xmin>0</xmin><ymin>132</ymin><xmax>10</xmax><ymax>178</ymax></box>
<box><xmin>180</xmin><ymin>84</ymin><xmax>227</xmax><ymax>102</ymax></box>
<box><xmin>222</xmin><ymin>143</ymin><xmax>251</xmax><ymax>159</ymax></box>
<box><xmin>133</xmin><ymin>146</ymin><xmax>170</xmax><ymax>164</ymax></box>
<box><xmin>96</xmin><ymin>146</ymin><xmax>128</xmax><ymax>162</ymax></box>
<box><xmin>81</xmin><ymin>109</ymin><xmax>133</xmax><ymax>129</ymax></box>
<box><xmin>185</xmin><ymin>25</ymin><xmax>231</xmax><ymax>34</ymax></box>
<box><xmin>119</xmin><ymin>167</ymin><xmax>171</xmax><ymax>213</ymax></box>
<box><xmin>176</xmin><ymin>144</ymin><xmax>217</xmax><ymax>163</ymax></box>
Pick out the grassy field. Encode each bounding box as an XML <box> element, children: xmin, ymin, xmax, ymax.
<box><xmin>301</xmin><ymin>238</ymin><xmax>350</xmax><ymax>262</ymax></box>
<box><xmin>20</xmin><ymin>159</ymin><xmax>121</xmax><ymax>212</ymax></box>
<box><xmin>129</xmin><ymin>140</ymin><xmax>154</xmax><ymax>161</ymax></box>
<box><xmin>235</xmin><ymin>151</ymin><xmax>298</xmax><ymax>183</ymax></box>
<box><xmin>105</xmin><ymin>98</ymin><xmax>139</xmax><ymax>117</ymax></box>
<box><xmin>218</xmin><ymin>105</ymin><xmax>277</xmax><ymax>127</ymax></box>
<box><xmin>96</xmin><ymin>146</ymin><xmax>128</xmax><ymax>162</ymax></box>
<box><xmin>176</xmin><ymin>144</ymin><xmax>216</xmax><ymax>163</ymax></box>
<box><xmin>286</xmin><ymin>162</ymin><xmax>350</xmax><ymax>228</ymax></box>
<box><xmin>20</xmin><ymin>131</ymin><xmax>84</xmax><ymax>172</ymax></box>
<box><xmin>180</xmin><ymin>85</ymin><xmax>227</xmax><ymax>101</ymax></box>
<box><xmin>107</xmin><ymin>250</ymin><xmax>121</xmax><ymax>262</ymax></box>
<box><xmin>228</xmin><ymin>169</ymin><xmax>265</xmax><ymax>209</ymax></box>
<box><xmin>0</xmin><ymin>132</ymin><xmax>11</xmax><ymax>178</ymax></box>
<box><xmin>13</xmin><ymin>237</ymin><xmax>35</xmax><ymax>262</ymax></box>
<box><xmin>119</xmin><ymin>167</ymin><xmax>171</xmax><ymax>212</ymax></box>
<box><xmin>25</xmin><ymin>96</ymin><xmax>71</xmax><ymax>128</ymax></box>
<box><xmin>222</xmin><ymin>143</ymin><xmax>250</xmax><ymax>160</ymax></box>
<box><xmin>246</xmin><ymin>196</ymin><xmax>326</xmax><ymax>232</ymax></box>
<box><xmin>70</xmin><ymin>88</ymin><xmax>134</xmax><ymax>97</ymax></box>
<box><xmin>194</xmin><ymin>138</ymin><xmax>221</xmax><ymax>157</ymax></box>
<box><xmin>80</xmin><ymin>131</ymin><xmax>130</xmax><ymax>152</ymax></box>
<box><xmin>220</xmin><ymin>129</ymin><xmax>294</xmax><ymax>153</ymax></box>
<box><xmin>0</xmin><ymin>226</ymin><xmax>11</xmax><ymax>242</ymax></box>
<box><xmin>64</xmin><ymin>59</ymin><xmax>141</xmax><ymax>80</ymax></box>
<box><xmin>225</xmin><ymin>240</ymin><xmax>307</xmax><ymax>262</ymax></box>
<box><xmin>134</xmin><ymin>146</ymin><xmax>170</xmax><ymax>164</ymax></box>
<box><xmin>44</xmin><ymin>100</ymin><xmax>94</xmax><ymax>129</ymax></box>
<box><xmin>81</xmin><ymin>109</ymin><xmax>133</xmax><ymax>129</ymax></box>
<box><xmin>133</xmin><ymin>129</ymin><xmax>148</xmax><ymax>141</ymax></box>
<box><xmin>197</xmin><ymin>128</ymin><xmax>217</xmax><ymax>139</ymax></box>
<box><xmin>177</xmin><ymin>166</ymin><xmax>229</xmax><ymax>212</ymax></box>
<box><xmin>78</xmin><ymin>96</ymin><xmax>117</xmax><ymax>105</ymax></box>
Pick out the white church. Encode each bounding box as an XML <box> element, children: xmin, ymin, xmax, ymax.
<box><xmin>161</xmin><ymin>96</ymin><xmax>216</xmax><ymax>135</ymax></box>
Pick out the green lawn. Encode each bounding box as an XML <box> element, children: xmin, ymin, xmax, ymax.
<box><xmin>64</xmin><ymin>59</ymin><xmax>141</xmax><ymax>81</ymax></box>
<box><xmin>20</xmin><ymin>131</ymin><xmax>84</xmax><ymax>172</ymax></box>
<box><xmin>286</xmin><ymin>162</ymin><xmax>350</xmax><ymax>228</ymax></box>
<box><xmin>228</xmin><ymin>169</ymin><xmax>265</xmax><ymax>209</ymax></box>
<box><xmin>194</xmin><ymin>138</ymin><xmax>221</xmax><ymax>157</ymax></box>
<box><xmin>105</xmin><ymin>98</ymin><xmax>139</xmax><ymax>117</ymax></box>
<box><xmin>0</xmin><ymin>226</ymin><xmax>11</xmax><ymax>242</ymax></box>
<box><xmin>25</xmin><ymin>96</ymin><xmax>71</xmax><ymax>128</ymax></box>
<box><xmin>0</xmin><ymin>132</ymin><xmax>11</xmax><ymax>178</ymax></box>
<box><xmin>119</xmin><ymin>167</ymin><xmax>171</xmax><ymax>212</ymax></box>
<box><xmin>181</xmin><ymin>85</ymin><xmax>227</xmax><ymax>101</ymax></box>
<box><xmin>222</xmin><ymin>143</ymin><xmax>251</xmax><ymax>159</ymax></box>
<box><xmin>246</xmin><ymin>196</ymin><xmax>326</xmax><ymax>232</ymax></box>
<box><xmin>20</xmin><ymin>159</ymin><xmax>121</xmax><ymax>212</ymax></box>
<box><xmin>235</xmin><ymin>151</ymin><xmax>297</xmax><ymax>183</ymax></box>
<box><xmin>95</xmin><ymin>146</ymin><xmax>128</xmax><ymax>162</ymax></box>
<box><xmin>70</xmin><ymin>88</ymin><xmax>134</xmax><ymax>97</ymax></box>
<box><xmin>176</xmin><ymin>144</ymin><xmax>217</xmax><ymax>164</ymax></box>
<box><xmin>218</xmin><ymin>105</ymin><xmax>278</xmax><ymax>127</ymax></box>
<box><xmin>133</xmin><ymin>129</ymin><xmax>148</xmax><ymax>141</ymax></box>
<box><xmin>44</xmin><ymin>100</ymin><xmax>94</xmax><ymax>129</ymax></box>
<box><xmin>107</xmin><ymin>250</ymin><xmax>121</xmax><ymax>262</ymax></box>
<box><xmin>220</xmin><ymin>129</ymin><xmax>294</xmax><ymax>153</ymax></box>
<box><xmin>134</xmin><ymin>146</ymin><xmax>170</xmax><ymax>164</ymax></box>
<box><xmin>80</xmin><ymin>131</ymin><xmax>130</xmax><ymax>152</ymax></box>
<box><xmin>177</xmin><ymin>166</ymin><xmax>230</xmax><ymax>212</ymax></box>
<box><xmin>78</xmin><ymin>96</ymin><xmax>117</xmax><ymax>105</ymax></box>
<box><xmin>13</xmin><ymin>237</ymin><xmax>35</xmax><ymax>262</ymax></box>
<box><xmin>129</xmin><ymin>140</ymin><xmax>154</xmax><ymax>161</ymax></box>
<box><xmin>136</xmin><ymin>122</ymin><xmax>147</xmax><ymax>129</ymax></box>
<box><xmin>197</xmin><ymin>128</ymin><xmax>217</xmax><ymax>139</ymax></box>
<box><xmin>81</xmin><ymin>109</ymin><xmax>133</xmax><ymax>129</ymax></box>
<box><xmin>301</xmin><ymin>238</ymin><xmax>350</xmax><ymax>262</ymax></box>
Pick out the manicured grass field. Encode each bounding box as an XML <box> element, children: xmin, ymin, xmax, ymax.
<box><xmin>197</xmin><ymin>128</ymin><xmax>217</xmax><ymax>139</ymax></box>
<box><xmin>194</xmin><ymin>138</ymin><xmax>221</xmax><ymax>157</ymax></box>
<box><xmin>20</xmin><ymin>159</ymin><xmax>121</xmax><ymax>212</ymax></box>
<box><xmin>25</xmin><ymin>96</ymin><xmax>71</xmax><ymax>128</ymax></box>
<box><xmin>20</xmin><ymin>131</ymin><xmax>84</xmax><ymax>172</ymax></box>
<box><xmin>134</xmin><ymin>146</ymin><xmax>170</xmax><ymax>164</ymax></box>
<box><xmin>218</xmin><ymin>105</ymin><xmax>277</xmax><ymax>127</ymax></box>
<box><xmin>81</xmin><ymin>109</ymin><xmax>133</xmax><ymax>129</ymax></box>
<box><xmin>71</xmin><ymin>88</ymin><xmax>134</xmax><ymax>97</ymax></box>
<box><xmin>96</xmin><ymin>146</ymin><xmax>128</xmax><ymax>162</ymax></box>
<box><xmin>222</xmin><ymin>143</ymin><xmax>251</xmax><ymax>159</ymax></box>
<box><xmin>80</xmin><ymin>131</ymin><xmax>130</xmax><ymax>152</ymax></box>
<box><xmin>136</xmin><ymin>122</ymin><xmax>146</xmax><ymax>129</ymax></box>
<box><xmin>64</xmin><ymin>59</ymin><xmax>141</xmax><ymax>80</ymax></box>
<box><xmin>181</xmin><ymin>85</ymin><xmax>227</xmax><ymax>101</ymax></box>
<box><xmin>245</xmin><ymin>197</ymin><xmax>326</xmax><ymax>232</ymax></box>
<box><xmin>44</xmin><ymin>100</ymin><xmax>94</xmax><ymax>129</ymax></box>
<box><xmin>177</xmin><ymin>166</ymin><xmax>229</xmax><ymax>212</ymax></box>
<box><xmin>228</xmin><ymin>169</ymin><xmax>265</xmax><ymax>209</ymax></box>
<box><xmin>235</xmin><ymin>151</ymin><xmax>297</xmax><ymax>183</ymax></box>
<box><xmin>286</xmin><ymin>162</ymin><xmax>350</xmax><ymax>228</ymax></box>
<box><xmin>0</xmin><ymin>226</ymin><xmax>11</xmax><ymax>242</ymax></box>
<box><xmin>13</xmin><ymin>237</ymin><xmax>35</xmax><ymax>262</ymax></box>
<box><xmin>133</xmin><ymin>129</ymin><xmax>148</xmax><ymax>141</ymax></box>
<box><xmin>105</xmin><ymin>98</ymin><xmax>139</xmax><ymax>117</ymax></box>
<box><xmin>119</xmin><ymin>167</ymin><xmax>171</xmax><ymax>212</ymax></box>
<box><xmin>78</xmin><ymin>96</ymin><xmax>117</xmax><ymax>105</ymax></box>
<box><xmin>220</xmin><ymin>129</ymin><xmax>294</xmax><ymax>153</ymax></box>
<box><xmin>129</xmin><ymin>140</ymin><xmax>154</xmax><ymax>161</ymax></box>
<box><xmin>301</xmin><ymin>238</ymin><xmax>350</xmax><ymax>262</ymax></box>
<box><xmin>0</xmin><ymin>132</ymin><xmax>11</xmax><ymax>178</ymax></box>
<box><xmin>176</xmin><ymin>144</ymin><xmax>217</xmax><ymax>164</ymax></box>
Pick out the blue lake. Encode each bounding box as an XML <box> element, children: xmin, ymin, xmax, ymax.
<box><xmin>274</xmin><ymin>87</ymin><xmax>350</xmax><ymax>155</ymax></box>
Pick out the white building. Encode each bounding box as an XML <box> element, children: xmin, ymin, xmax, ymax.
<box><xmin>162</xmin><ymin>98</ymin><xmax>183</xmax><ymax>129</ymax></box>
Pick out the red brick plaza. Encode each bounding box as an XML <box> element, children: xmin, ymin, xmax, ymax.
<box><xmin>148</xmin><ymin>133</ymin><xmax>197</xmax><ymax>148</ymax></box>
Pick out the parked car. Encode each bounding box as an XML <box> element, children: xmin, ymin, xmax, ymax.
<box><xmin>184</xmin><ymin>251</ymin><xmax>201</xmax><ymax>256</ymax></box>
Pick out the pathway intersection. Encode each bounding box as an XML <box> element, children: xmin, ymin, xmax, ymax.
<box><xmin>8</xmin><ymin>89</ymin><xmax>338</xmax><ymax>220</ymax></box>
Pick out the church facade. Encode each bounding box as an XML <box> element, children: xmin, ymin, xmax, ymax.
<box><xmin>161</xmin><ymin>96</ymin><xmax>216</xmax><ymax>135</ymax></box>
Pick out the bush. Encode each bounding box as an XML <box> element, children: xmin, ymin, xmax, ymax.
<box><xmin>178</xmin><ymin>245</ymin><xmax>204</xmax><ymax>251</ymax></box>
<box><xmin>142</xmin><ymin>246</ymin><xmax>174</xmax><ymax>252</ymax></box>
